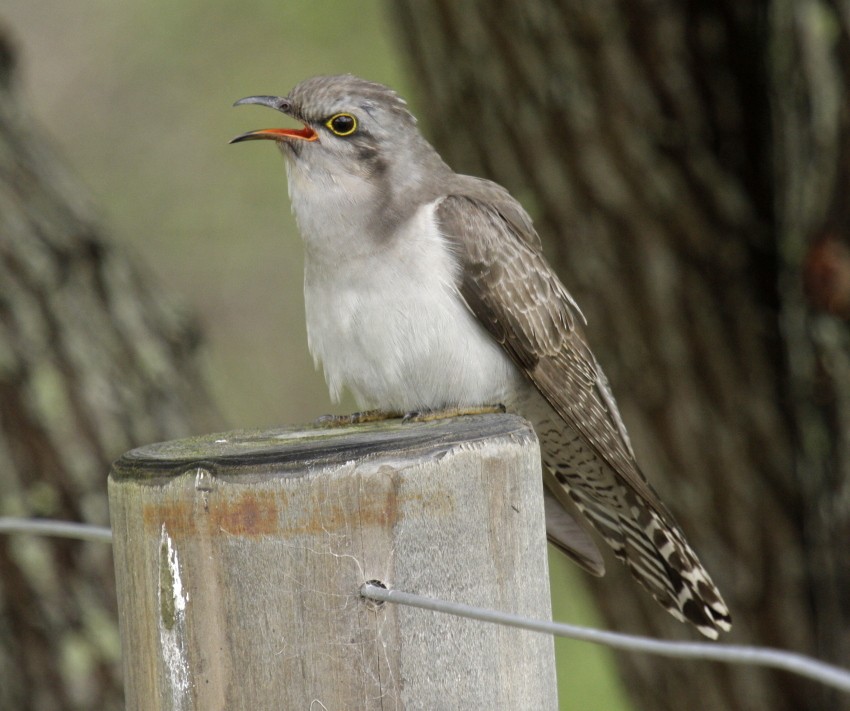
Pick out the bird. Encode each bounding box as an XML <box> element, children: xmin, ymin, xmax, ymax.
<box><xmin>230</xmin><ymin>74</ymin><xmax>731</xmax><ymax>638</ymax></box>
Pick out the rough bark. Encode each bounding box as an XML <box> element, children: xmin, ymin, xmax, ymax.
<box><xmin>0</xmin><ymin>27</ymin><xmax>218</xmax><ymax>710</ymax></box>
<box><xmin>390</xmin><ymin>1</ymin><xmax>850</xmax><ymax>710</ymax></box>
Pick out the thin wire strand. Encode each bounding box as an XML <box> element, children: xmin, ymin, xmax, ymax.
<box><xmin>2</xmin><ymin>517</ymin><xmax>848</xmax><ymax>694</ymax></box>
<box><xmin>360</xmin><ymin>583</ymin><xmax>850</xmax><ymax>694</ymax></box>
<box><xmin>0</xmin><ymin>517</ymin><xmax>113</xmax><ymax>543</ymax></box>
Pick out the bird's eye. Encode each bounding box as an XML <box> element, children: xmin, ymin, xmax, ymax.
<box><xmin>325</xmin><ymin>113</ymin><xmax>357</xmax><ymax>137</ymax></box>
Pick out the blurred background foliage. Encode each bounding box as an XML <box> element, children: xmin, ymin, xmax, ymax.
<box><xmin>3</xmin><ymin>1</ymin><xmax>629</xmax><ymax>708</ymax></box>
<box><xmin>5</xmin><ymin>0</ymin><xmax>406</xmax><ymax>429</ymax></box>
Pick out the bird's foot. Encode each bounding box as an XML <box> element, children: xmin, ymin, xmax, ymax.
<box><xmin>402</xmin><ymin>404</ymin><xmax>506</xmax><ymax>424</ymax></box>
<box><xmin>314</xmin><ymin>410</ymin><xmax>402</xmax><ymax>427</ymax></box>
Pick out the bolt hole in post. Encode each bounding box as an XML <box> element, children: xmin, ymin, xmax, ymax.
<box><xmin>363</xmin><ymin>579</ymin><xmax>388</xmax><ymax>608</ymax></box>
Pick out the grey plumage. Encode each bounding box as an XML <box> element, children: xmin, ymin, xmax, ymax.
<box><xmin>232</xmin><ymin>74</ymin><xmax>732</xmax><ymax>638</ymax></box>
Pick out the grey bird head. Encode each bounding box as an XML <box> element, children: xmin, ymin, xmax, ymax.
<box><xmin>231</xmin><ymin>75</ymin><xmax>453</xmax><ymax>237</ymax></box>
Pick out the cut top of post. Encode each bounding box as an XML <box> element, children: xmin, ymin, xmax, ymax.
<box><xmin>111</xmin><ymin>413</ymin><xmax>538</xmax><ymax>480</ymax></box>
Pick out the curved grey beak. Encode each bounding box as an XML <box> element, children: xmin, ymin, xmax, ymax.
<box><xmin>233</xmin><ymin>95</ymin><xmax>292</xmax><ymax>113</ymax></box>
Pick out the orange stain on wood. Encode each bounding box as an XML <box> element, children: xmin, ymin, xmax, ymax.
<box><xmin>141</xmin><ymin>475</ymin><xmax>453</xmax><ymax>539</ymax></box>
<box><xmin>143</xmin><ymin>491</ymin><xmax>281</xmax><ymax>537</ymax></box>
<box><xmin>211</xmin><ymin>492</ymin><xmax>280</xmax><ymax>536</ymax></box>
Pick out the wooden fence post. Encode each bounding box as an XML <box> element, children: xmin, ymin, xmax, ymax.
<box><xmin>108</xmin><ymin>414</ymin><xmax>558</xmax><ymax>710</ymax></box>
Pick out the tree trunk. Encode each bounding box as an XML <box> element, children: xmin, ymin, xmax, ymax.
<box><xmin>390</xmin><ymin>2</ymin><xmax>850</xmax><ymax>710</ymax></box>
<box><xmin>0</xmin><ymin>27</ymin><xmax>218</xmax><ymax>710</ymax></box>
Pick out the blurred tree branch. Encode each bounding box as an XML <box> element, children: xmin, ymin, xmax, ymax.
<box><xmin>0</xmin><ymin>22</ymin><xmax>218</xmax><ymax>710</ymax></box>
<box><xmin>390</xmin><ymin>1</ymin><xmax>850</xmax><ymax>710</ymax></box>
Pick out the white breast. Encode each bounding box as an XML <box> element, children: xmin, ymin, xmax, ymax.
<box><xmin>301</xmin><ymin>201</ymin><xmax>523</xmax><ymax>412</ymax></box>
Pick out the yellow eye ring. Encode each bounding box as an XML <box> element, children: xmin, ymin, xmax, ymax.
<box><xmin>325</xmin><ymin>113</ymin><xmax>358</xmax><ymax>137</ymax></box>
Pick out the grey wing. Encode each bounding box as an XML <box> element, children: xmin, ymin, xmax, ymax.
<box><xmin>436</xmin><ymin>189</ymin><xmax>731</xmax><ymax>638</ymax></box>
<box><xmin>437</xmin><ymin>191</ymin><xmax>657</xmax><ymax>506</ymax></box>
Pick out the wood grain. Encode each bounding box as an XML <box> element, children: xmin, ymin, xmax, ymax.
<box><xmin>109</xmin><ymin>414</ymin><xmax>558</xmax><ymax>710</ymax></box>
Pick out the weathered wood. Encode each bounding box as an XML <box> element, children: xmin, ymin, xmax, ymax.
<box><xmin>109</xmin><ymin>414</ymin><xmax>558</xmax><ymax>710</ymax></box>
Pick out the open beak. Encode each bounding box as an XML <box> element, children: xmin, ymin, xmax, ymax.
<box><xmin>229</xmin><ymin>95</ymin><xmax>318</xmax><ymax>144</ymax></box>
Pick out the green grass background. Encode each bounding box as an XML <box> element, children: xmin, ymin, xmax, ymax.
<box><xmin>4</xmin><ymin>2</ymin><xmax>631</xmax><ymax>708</ymax></box>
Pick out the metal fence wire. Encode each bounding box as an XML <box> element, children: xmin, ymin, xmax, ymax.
<box><xmin>1</xmin><ymin>516</ymin><xmax>849</xmax><ymax>694</ymax></box>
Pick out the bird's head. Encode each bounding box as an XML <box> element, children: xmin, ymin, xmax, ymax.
<box><xmin>231</xmin><ymin>74</ymin><xmax>440</xmax><ymax>184</ymax></box>
<box><xmin>231</xmin><ymin>74</ymin><xmax>452</xmax><ymax>244</ymax></box>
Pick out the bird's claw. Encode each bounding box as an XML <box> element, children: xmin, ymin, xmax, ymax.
<box><xmin>314</xmin><ymin>410</ymin><xmax>399</xmax><ymax>427</ymax></box>
<box><xmin>402</xmin><ymin>404</ymin><xmax>506</xmax><ymax>424</ymax></box>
